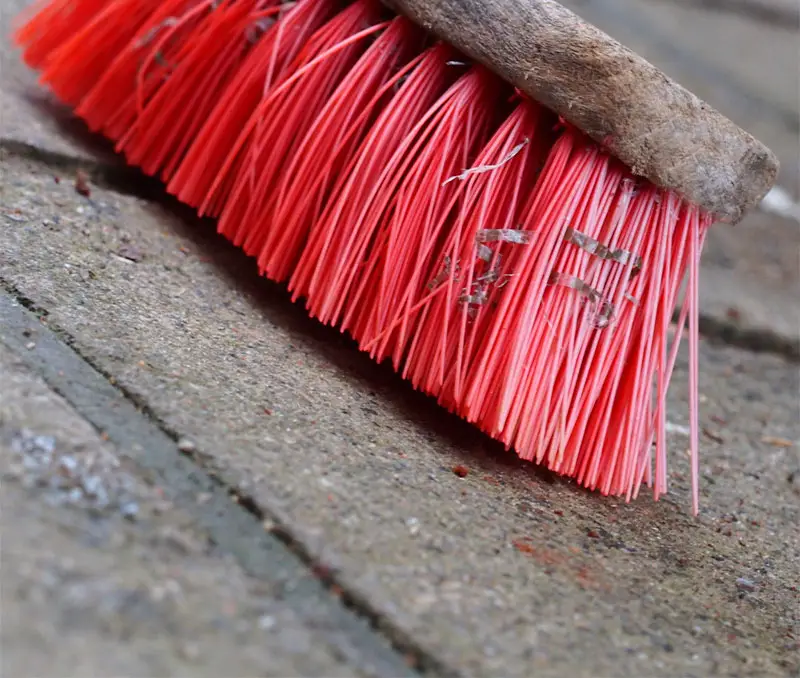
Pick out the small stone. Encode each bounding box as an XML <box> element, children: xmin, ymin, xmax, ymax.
<box><xmin>58</xmin><ymin>456</ymin><xmax>79</xmax><ymax>476</ymax></box>
<box><xmin>82</xmin><ymin>475</ymin><xmax>105</xmax><ymax>499</ymax></box>
<box><xmin>406</xmin><ymin>517</ymin><xmax>420</xmax><ymax>536</ymax></box>
<box><xmin>177</xmin><ymin>438</ymin><xmax>196</xmax><ymax>454</ymax></box>
<box><xmin>34</xmin><ymin>435</ymin><xmax>56</xmax><ymax>456</ymax></box>
<box><xmin>120</xmin><ymin>502</ymin><xmax>139</xmax><ymax>520</ymax></box>
<box><xmin>25</xmin><ymin>342</ymin><xmax>36</xmax><ymax>350</ymax></box>
<box><xmin>74</xmin><ymin>170</ymin><xmax>91</xmax><ymax>197</ymax></box>
<box><xmin>452</xmin><ymin>465</ymin><xmax>469</xmax><ymax>478</ymax></box>
<box><xmin>67</xmin><ymin>487</ymin><xmax>84</xmax><ymax>503</ymax></box>
<box><xmin>258</xmin><ymin>614</ymin><xmax>276</xmax><ymax>630</ymax></box>
<box><xmin>736</xmin><ymin>577</ymin><xmax>756</xmax><ymax>592</ymax></box>
<box><xmin>152</xmin><ymin>499</ymin><xmax>174</xmax><ymax>515</ymax></box>
<box><xmin>179</xmin><ymin>642</ymin><xmax>200</xmax><ymax>661</ymax></box>
<box><xmin>117</xmin><ymin>244</ymin><xmax>143</xmax><ymax>262</ymax></box>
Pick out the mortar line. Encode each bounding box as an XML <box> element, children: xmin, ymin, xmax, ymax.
<box><xmin>648</xmin><ymin>0</ymin><xmax>800</xmax><ymax>31</ymax></box>
<box><xmin>0</xmin><ymin>282</ymin><xmax>459</xmax><ymax>678</ymax></box>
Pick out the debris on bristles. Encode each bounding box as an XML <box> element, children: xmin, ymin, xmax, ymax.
<box><xmin>13</xmin><ymin>0</ymin><xmax>713</xmax><ymax>513</ymax></box>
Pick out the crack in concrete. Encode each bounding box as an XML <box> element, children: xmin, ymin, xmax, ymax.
<box><xmin>697</xmin><ymin>314</ymin><xmax>799</xmax><ymax>362</ymax></box>
<box><xmin>0</xmin><ymin>282</ymin><xmax>459</xmax><ymax>678</ymax></box>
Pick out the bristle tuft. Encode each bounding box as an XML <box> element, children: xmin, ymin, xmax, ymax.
<box><xmin>13</xmin><ymin>0</ymin><xmax>713</xmax><ymax>509</ymax></box>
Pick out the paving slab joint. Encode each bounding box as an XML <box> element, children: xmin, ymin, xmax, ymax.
<box><xmin>0</xmin><ymin>280</ymin><xmax>460</xmax><ymax>678</ymax></box>
<box><xmin>696</xmin><ymin>314</ymin><xmax>800</xmax><ymax>362</ymax></box>
<box><xmin>646</xmin><ymin>0</ymin><xmax>800</xmax><ymax>30</ymax></box>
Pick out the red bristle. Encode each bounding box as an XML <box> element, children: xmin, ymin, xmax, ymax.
<box><xmin>290</xmin><ymin>42</ymin><xmax>460</xmax><ymax>321</ymax></box>
<box><xmin>119</xmin><ymin>0</ymin><xmax>286</xmax><ymax>181</ymax></box>
<box><xmin>168</xmin><ymin>0</ymin><xmax>339</xmax><ymax>214</ymax></box>
<box><xmin>35</xmin><ymin>0</ymin><xmax>171</xmax><ymax>107</ymax></box>
<box><xmin>12</xmin><ymin>0</ymin><xmax>114</xmax><ymax>69</ymax></box>
<box><xmin>260</xmin><ymin>17</ymin><xmax>426</xmax><ymax>282</ymax></box>
<box><xmin>342</xmin><ymin>67</ymin><xmax>503</xmax><ymax>364</ymax></box>
<box><xmin>73</xmin><ymin>0</ymin><xmax>279</xmax><ymax>175</ymax></box>
<box><xmin>14</xmin><ymin>0</ymin><xmax>714</xmax><ymax>512</ymax></box>
<box><xmin>217</xmin><ymin>0</ymin><xmax>389</xmax><ymax>252</ymax></box>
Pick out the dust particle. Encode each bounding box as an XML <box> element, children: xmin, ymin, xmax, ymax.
<box><xmin>75</xmin><ymin>170</ymin><xmax>91</xmax><ymax>197</ymax></box>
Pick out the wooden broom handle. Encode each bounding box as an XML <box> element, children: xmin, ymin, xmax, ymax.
<box><xmin>385</xmin><ymin>0</ymin><xmax>778</xmax><ymax>223</ymax></box>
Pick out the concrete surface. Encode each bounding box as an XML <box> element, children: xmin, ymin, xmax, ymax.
<box><xmin>1</xmin><ymin>0</ymin><xmax>799</xmax><ymax>676</ymax></box>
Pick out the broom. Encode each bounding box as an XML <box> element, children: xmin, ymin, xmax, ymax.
<box><xmin>11</xmin><ymin>0</ymin><xmax>778</xmax><ymax>514</ymax></box>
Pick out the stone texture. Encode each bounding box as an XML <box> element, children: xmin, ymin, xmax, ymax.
<box><xmin>2</xmin><ymin>154</ymin><xmax>798</xmax><ymax>677</ymax></box>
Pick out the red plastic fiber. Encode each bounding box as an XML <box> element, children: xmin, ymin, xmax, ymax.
<box><xmin>13</xmin><ymin>0</ymin><xmax>712</xmax><ymax>512</ymax></box>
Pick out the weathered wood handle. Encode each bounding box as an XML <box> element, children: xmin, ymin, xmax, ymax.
<box><xmin>385</xmin><ymin>0</ymin><xmax>779</xmax><ymax>223</ymax></box>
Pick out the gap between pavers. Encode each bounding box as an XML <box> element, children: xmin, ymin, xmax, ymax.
<box><xmin>0</xmin><ymin>299</ymin><xmax>431</xmax><ymax>678</ymax></box>
<box><xmin>2</xmin><ymin>152</ymin><xmax>798</xmax><ymax>677</ymax></box>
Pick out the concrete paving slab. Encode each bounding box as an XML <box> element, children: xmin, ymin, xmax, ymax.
<box><xmin>0</xmin><ymin>333</ymin><xmax>422</xmax><ymax>677</ymax></box>
<box><xmin>0</xmin><ymin>345</ymin><xmax>361</xmax><ymax>677</ymax></box>
<box><xmin>2</xmin><ymin>153</ymin><xmax>798</xmax><ymax>677</ymax></box>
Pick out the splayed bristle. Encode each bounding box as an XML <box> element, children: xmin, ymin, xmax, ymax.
<box><xmin>13</xmin><ymin>0</ymin><xmax>712</xmax><ymax>513</ymax></box>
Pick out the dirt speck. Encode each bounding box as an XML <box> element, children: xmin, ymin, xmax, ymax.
<box><xmin>74</xmin><ymin>170</ymin><xmax>91</xmax><ymax>197</ymax></box>
<box><xmin>736</xmin><ymin>578</ymin><xmax>756</xmax><ymax>592</ymax></box>
<box><xmin>117</xmin><ymin>244</ymin><xmax>143</xmax><ymax>263</ymax></box>
<box><xmin>762</xmin><ymin>436</ymin><xmax>793</xmax><ymax>448</ymax></box>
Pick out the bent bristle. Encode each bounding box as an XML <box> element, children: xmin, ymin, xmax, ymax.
<box><xmin>13</xmin><ymin>0</ymin><xmax>712</xmax><ymax>512</ymax></box>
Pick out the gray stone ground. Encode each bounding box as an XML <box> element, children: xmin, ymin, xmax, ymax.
<box><xmin>1</xmin><ymin>1</ymin><xmax>799</xmax><ymax>677</ymax></box>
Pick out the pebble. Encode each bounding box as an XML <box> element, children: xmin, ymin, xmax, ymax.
<box><xmin>177</xmin><ymin>438</ymin><xmax>196</xmax><ymax>454</ymax></box>
<box><xmin>179</xmin><ymin>642</ymin><xmax>200</xmax><ymax>661</ymax></box>
<box><xmin>120</xmin><ymin>501</ymin><xmax>140</xmax><ymax>520</ymax></box>
<box><xmin>736</xmin><ymin>577</ymin><xmax>756</xmax><ymax>592</ymax></box>
<box><xmin>9</xmin><ymin>428</ymin><xmax>139</xmax><ymax>517</ymax></box>
<box><xmin>258</xmin><ymin>614</ymin><xmax>276</xmax><ymax>630</ymax></box>
<box><xmin>406</xmin><ymin>517</ymin><xmax>420</xmax><ymax>536</ymax></box>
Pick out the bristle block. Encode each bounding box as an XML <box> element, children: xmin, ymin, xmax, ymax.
<box><xmin>12</xmin><ymin>0</ymin><xmax>712</xmax><ymax>511</ymax></box>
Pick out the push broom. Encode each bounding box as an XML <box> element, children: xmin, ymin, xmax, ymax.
<box><xmin>11</xmin><ymin>0</ymin><xmax>778</xmax><ymax>513</ymax></box>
